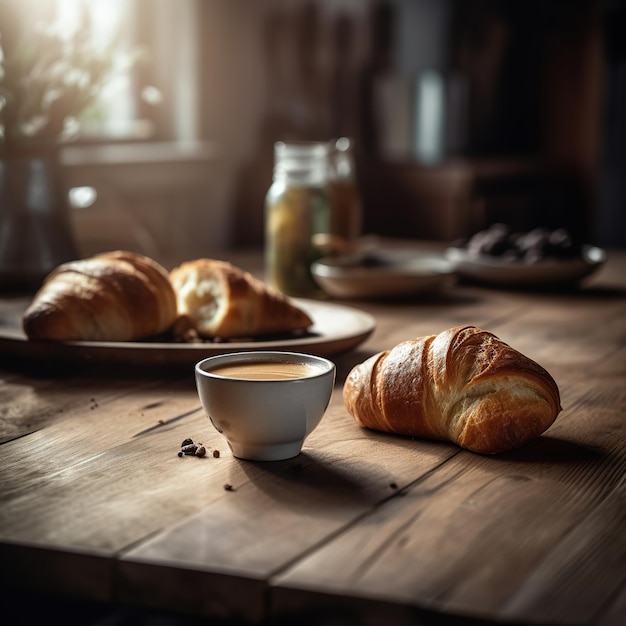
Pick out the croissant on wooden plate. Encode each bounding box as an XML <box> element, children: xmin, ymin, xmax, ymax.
<box><xmin>169</xmin><ymin>258</ymin><xmax>313</xmax><ymax>339</ymax></box>
<box><xmin>343</xmin><ymin>325</ymin><xmax>562</xmax><ymax>454</ymax></box>
<box><xmin>22</xmin><ymin>250</ymin><xmax>178</xmax><ymax>342</ymax></box>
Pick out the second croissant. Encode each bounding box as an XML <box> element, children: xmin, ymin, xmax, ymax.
<box><xmin>343</xmin><ymin>325</ymin><xmax>562</xmax><ymax>454</ymax></box>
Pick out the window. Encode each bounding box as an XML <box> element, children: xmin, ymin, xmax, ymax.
<box><xmin>56</xmin><ymin>0</ymin><xmax>154</xmax><ymax>140</ymax></box>
<box><xmin>0</xmin><ymin>0</ymin><xmax>200</xmax><ymax>144</ymax></box>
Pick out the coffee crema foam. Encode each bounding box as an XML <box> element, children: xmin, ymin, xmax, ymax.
<box><xmin>209</xmin><ymin>360</ymin><xmax>319</xmax><ymax>380</ymax></box>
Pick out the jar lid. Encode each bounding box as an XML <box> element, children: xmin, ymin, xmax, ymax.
<box><xmin>273</xmin><ymin>141</ymin><xmax>330</xmax><ymax>179</ymax></box>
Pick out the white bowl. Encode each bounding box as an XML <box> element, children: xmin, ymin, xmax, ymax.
<box><xmin>311</xmin><ymin>254</ymin><xmax>456</xmax><ymax>299</ymax></box>
<box><xmin>195</xmin><ymin>351</ymin><xmax>335</xmax><ymax>461</ymax></box>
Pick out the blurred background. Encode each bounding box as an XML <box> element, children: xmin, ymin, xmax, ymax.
<box><xmin>1</xmin><ymin>0</ymin><xmax>625</xmax><ymax>266</ymax></box>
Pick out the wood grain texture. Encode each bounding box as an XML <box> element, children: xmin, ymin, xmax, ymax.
<box><xmin>272</xmin><ymin>418</ymin><xmax>625</xmax><ymax>623</ymax></box>
<box><xmin>116</xmin><ymin>400</ymin><xmax>459</xmax><ymax>619</ymax></box>
<box><xmin>1</xmin><ymin>246</ymin><xmax>625</xmax><ymax>625</ymax></box>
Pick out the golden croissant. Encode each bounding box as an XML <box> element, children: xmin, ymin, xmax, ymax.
<box><xmin>343</xmin><ymin>325</ymin><xmax>562</xmax><ymax>454</ymax></box>
<box><xmin>22</xmin><ymin>250</ymin><xmax>178</xmax><ymax>341</ymax></box>
<box><xmin>169</xmin><ymin>258</ymin><xmax>313</xmax><ymax>339</ymax></box>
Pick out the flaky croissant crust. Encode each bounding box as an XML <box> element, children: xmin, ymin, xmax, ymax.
<box><xmin>169</xmin><ymin>258</ymin><xmax>313</xmax><ymax>339</ymax></box>
<box><xmin>22</xmin><ymin>250</ymin><xmax>177</xmax><ymax>342</ymax></box>
<box><xmin>343</xmin><ymin>325</ymin><xmax>562</xmax><ymax>454</ymax></box>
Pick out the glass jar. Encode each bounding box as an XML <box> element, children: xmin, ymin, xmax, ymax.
<box><xmin>265</xmin><ymin>141</ymin><xmax>332</xmax><ymax>297</ymax></box>
<box><xmin>327</xmin><ymin>137</ymin><xmax>362</xmax><ymax>255</ymax></box>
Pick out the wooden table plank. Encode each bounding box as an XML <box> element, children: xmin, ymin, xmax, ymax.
<box><xmin>0</xmin><ymin>371</ymin><xmax>170</xmax><ymax>445</ymax></box>
<box><xmin>1</xmin><ymin>377</ymin><xmax>209</xmax><ymax>565</ymax></box>
<box><xmin>501</xmin><ymin>474</ymin><xmax>626</xmax><ymax>624</ymax></box>
<box><xmin>115</xmin><ymin>397</ymin><xmax>461</xmax><ymax>620</ymax></box>
<box><xmin>270</xmin><ymin>309</ymin><xmax>626</xmax><ymax>625</ymax></box>
<box><xmin>0</xmin><ymin>248</ymin><xmax>624</xmax><ymax>625</ymax></box>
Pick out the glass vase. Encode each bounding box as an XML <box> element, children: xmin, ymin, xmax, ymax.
<box><xmin>0</xmin><ymin>146</ymin><xmax>79</xmax><ymax>292</ymax></box>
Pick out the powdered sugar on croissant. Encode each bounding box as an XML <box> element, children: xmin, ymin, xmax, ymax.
<box><xmin>343</xmin><ymin>325</ymin><xmax>562</xmax><ymax>454</ymax></box>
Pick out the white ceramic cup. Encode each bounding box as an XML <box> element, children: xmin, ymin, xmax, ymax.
<box><xmin>195</xmin><ymin>351</ymin><xmax>336</xmax><ymax>461</ymax></box>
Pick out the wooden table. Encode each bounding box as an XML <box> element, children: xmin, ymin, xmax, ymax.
<box><xmin>1</xmin><ymin>247</ymin><xmax>625</xmax><ymax>626</ymax></box>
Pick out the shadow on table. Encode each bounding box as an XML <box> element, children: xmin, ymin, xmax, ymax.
<box><xmin>496</xmin><ymin>435</ymin><xmax>606</xmax><ymax>464</ymax></box>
